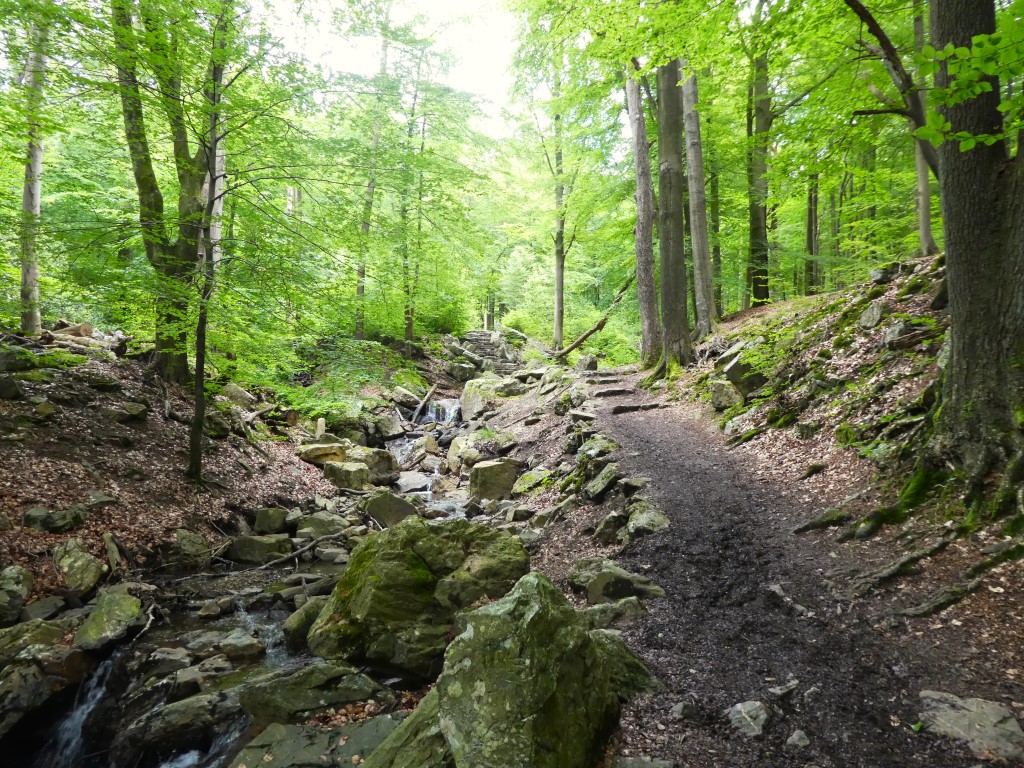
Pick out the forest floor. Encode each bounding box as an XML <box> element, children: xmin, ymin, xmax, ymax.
<box><xmin>537</xmin><ymin>367</ymin><xmax>1023</xmax><ymax>768</ymax></box>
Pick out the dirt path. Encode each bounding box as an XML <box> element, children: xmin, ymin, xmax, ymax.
<box><xmin>589</xmin><ymin>373</ymin><xmax>976</xmax><ymax>767</ymax></box>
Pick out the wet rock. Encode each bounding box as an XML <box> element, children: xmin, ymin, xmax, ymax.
<box><xmin>226</xmin><ymin>534</ymin><xmax>292</xmax><ymax>564</ymax></box>
<box><xmin>55</xmin><ymin>539</ymin><xmax>105</xmax><ymax>596</ymax></box>
<box><xmin>0</xmin><ymin>566</ymin><xmax>34</xmax><ymax>626</ymax></box>
<box><xmin>584</xmin><ymin>462</ymin><xmax>621</xmax><ymax>501</ymax></box>
<box><xmin>727</xmin><ymin>700</ymin><xmax>770</xmax><ymax>737</ymax></box>
<box><xmin>358</xmin><ymin>488</ymin><xmax>418</xmax><ymax>528</ymax></box>
<box><xmin>857</xmin><ymin>300</ymin><xmax>890</xmax><ymax>329</ymax></box>
<box><xmin>569</xmin><ymin>559</ymin><xmax>665</xmax><ymax>605</ymax></box>
<box><xmin>470</xmin><ymin>459</ymin><xmax>520</xmax><ymax>501</ymax></box>
<box><xmin>307</xmin><ymin>517</ymin><xmax>528</xmax><ymax>678</ymax></box>
<box><xmin>396</xmin><ymin>471</ymin><xmax>432</xmax><ymax>494</ymax></box>
<box><xmin>73</xmin><ymin>590</ymin><xmax>142</xmax><ymax>651</ymax></box>
<box><xmin>185</xmin><ymin>628</ymin><xmax>264</xmax><ymax>661</ymax></box>
<box><xmin>433</xmin><ymin>573</ymin><xmax>649</xmax><ymax>768</ymax></box>
<box><xmin>22</xmin><ymin>504</ymin><xmax>86</xmax><ymax>533</ymax></box>
<box><xmin>919</xmin><ymin>690</ymin><xmax>1024</xmax><ymax>761</ymax></box>
<box><xmin>624</xmin><ymin>498</ymin><xmax>670</xmax><ymax>539</ymax></box>
<box><xmin>711</xmin><ymin>379</ymin><xmax>743</xmax><ymax>411</ymax></box>
<box><xmin>148</xmin><ymin>647</ymin><xmax>192</xmax><ymax>678</ymax></box>
<box><xmin>283</xmin><ymin>596</ymin><xmax>328</xmax><ymax>653</ymax></box>
<box><xmin>297</xmin><ymin>442</ymin><xmax>351</xmax><ymax>466</ymax></box>
<box><xmin>254</xmin><ymin>507</ymin><xmax>289</xmax><ymax>534</ymax></box>
<box><xmin>239</xmin><ymin>661</ymin><xmax>389</xmax><ymax>725</ymax></box>
<box><xmin>0</xmin><ymin>639</ymin><xmax>86</xmax><ymax>739</ymax></box>
<box><xmin>230</xmin><ymin>717</ymin><xmax>404</xmax><ymax>768</ymax></box>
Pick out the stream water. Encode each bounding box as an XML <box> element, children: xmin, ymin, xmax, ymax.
<box><xmin>33</xmin><ymin>655</ymin><xmax>117</xmax><ymax>768</ymax></box>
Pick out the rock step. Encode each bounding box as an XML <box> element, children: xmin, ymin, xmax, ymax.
<box><xmin>593</xmin><ymin>388</ymin><xmax>633</xmax><ymax>398</ymax></box>
<box><xmin>609</xmin><ymin>402</ymin><xmax>664</xmax><ymax>415</ymax></box>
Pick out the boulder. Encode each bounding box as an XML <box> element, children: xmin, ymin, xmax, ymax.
<box><xmin>295</xmin><ymin>511</ymin><xmax>349</xmax><ymax>539</ymax></box>
<box><xmin>0</xmin><ymin>566</ymin><xmax>33</xmax><ymax>626</ymax></box>
<box><xmin>307</xmin><ymin>517</ymin><xmax>529</xmax><ymax>678</ymax></box>
<box><xmin>727</xmin><ymin>700</ymin><xmax>770</xmax><ymax>737</ymax></box>
<box><xmin>185</xmin><ymin>628</ymin><xmax>264</xmax><ymax>660</ymax></box>
<box><xmin>324</xmin><ymin>461</ymin><xmax>370</xmax><ymax>490</ymax></box>
<box><xmin>0</xmin><ymin>377</ymin><xmax>23</xmax><ymax>400</ymax></box>
<box><xmin>20</xmin><ymin>596</ymin><xmax>64</xmax><ymax>622</ymax></box>
<box><xmin>73</xmin><ymin>590</ymin><xmax>142</xmax><ymax>651</ymax></box>
<box><xmin>0</xmin><ymin>619</ymin><xmax>73</xmax><ymax>667</ymax></box>
<box><xmin>512</xmin><ymin>468</ymin><xmax>551</xmax><ymax>496</ymax></box>
<box><xmin>569</xmin><ymin>559</ymin><xmax>665</xmax><ymax>605</ymax></box>
<box><xmin>392</xmin><ymin>386</ymin><xmax>422</xmax><ymax>408</ymax></box>
<box><xmin>716</xmin><ymin>340</ymin><xmax>748</xmax><ymax>370</ymax></box>
<box><xmin>0</xmin><ymin>345</ymin><xmax>38</xmax><ymax>373</ymax></box>
<box><xmin>22</xmin><ymin>505</ymin><xmax>86</xmax><ymax>533</ymax></box>
<box><xmin>357</xmin><ymin>488</ymin><xmax>418</xmax><ymax>528</ymax></box>
<box><xmin>226</xmin><ymin>535</ymin><xmax>292</xmax><ymax>564</ymax></box>
<box><xmin>297</xmin><ymin>442</ymin><xmax>351</xmax><ymax>466</ymax></box>
<box><xmin>919</xmin><ymin>690</ymin><xmax>1024</xmax><ymax>761</ymax></box>
<box><xmin>722</xmin><ymin>356</ymin><xmax>768</xmax><ymax>399</ymax></box>
<box><xmin>469</xmin><ymin>460</ymin><xmax>520</xmax><ymax>501</ymax></box>
<box><xmin>460</xmin><ymin>378</ymin><xmax>496</xmax><ymax>420</ymax></box>
<box><xmin>254</xmin><ymin>507</ymin><xmax>289</xmax><ymax>534</ymax></box>
<box><xmin>220</xmin><ymin>382</ymin><xmax>256</xmax><ymax>408</ymax></box>
<box><xmin>582</xmin><ymin>597</ymin><xmax>646</xmax><ymax>630</ymax></box>
<box><xmin>230</xmin><ymin>718</ymin><xmax>404</xmax><ymax>768</ymax></box>
<box><xmin>579</xmin><ymin>435</ymin><xmax>618</xmax><ymax>459</ymax></box>
<box><xmin>396</xmin><ymin>471</ymin><xmax>432</xmax><ymax>494</ymax></box>
<box><xmin>0</xmin><ymin>643</ymin><xmax>88</xmax><ymax>739</ymax></box>
<box><xmin>857</xmin><ymin>300</ymin><xmax>890</xmax><ymax>329</ymax></box>
<box><xmin>239</xmin><ymin>661</ymin><xmax>389</xmax><ymax>725</ymax></box>
<box><xmin>434</xmin><ymin>573</ymin><xmax>649</xmax><ymax>768</ymax></box>
<box><xmin>54</xmin><ymin>539</ymin><xmax>105</xmax><ymax>596</ymax></box>
<box><xmin>594</xmin><ymin>510</ymin><xmax>629</xmax><ymax>545</ymax></box>
<box><xmin>447</xmin><ymin>361</ymin><xmax>477</xmax><ymax>382</ymax></box>
<box><xmin>871</xmin><ymin>263</ymin><xmax>899</xmax><ymax>284</ymax></box>
<box><xmin>164</xmin><ymin>528</ymin><xmax>211</xmax><ymax>567</ymax></box>
<box><xmin>585</xmin><ymin>463</ymin><xmax>621</xmax><ymax>501</ymax></box>
<box><xmin>575</xmin><ymin>354</ymin><xmax>599</xmax><ymax>371</ymax></box>
<box><xmin>623</xmin><ymin>498</ymin><xmax>670</xmax><ymax>539</ymax></box>
<box><xmin>446</xmin><ymin>433</ymin><xmax>484</xmax><ymax>473</ymax></box>
<box><xmin>362</xmin><ymin>689</ymin><xmax>453</xmax><ymax>768</ymax></box>
<box><xmin>283</xmin><ymin>596</ymin><xmax>328</xmax><ymax>653</ymax></box>
<box><xmin>347</xmin><ymin>446</ymin><xmax>400</xmax><ymax>485</ymax></box>
<box><xmin>710</xmin><ymin>380</ymin><xmax>743</xmax><ymax>411</ymax></box>
<box><xmin>374</xmin><ymin>411</ymin><xmax>406</xmax><ymax>441</ymax></box>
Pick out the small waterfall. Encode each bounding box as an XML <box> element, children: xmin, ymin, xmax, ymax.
<box><xmin>420</xmin><ymin>398</ymin><xmax>460</xmax><ymax>426</ymax></box>
<box><xmin>35</xmin><ymin>655</ymin><xmax>117</xmax><ymax>768</ymax></box>
<box><xmin>154</xmin><ymin>718</ymin><xmax>248</xmax><ymax>768</ymax></box>
<box><xmin>234</xmin><ymin>598</ymin><xmax>288</xmax><ymax>667</ymax></box>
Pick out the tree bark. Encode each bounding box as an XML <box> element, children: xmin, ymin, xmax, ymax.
<box><xmin>748</xmin><ymin>52</ymin><xmax>772</xmax><ymax>306</ymax></box>
<box><xmin>553</xmin><ymin>69</ymin><xmax>566</xmax><ymax>350</ymax></box>
<box><xmin>804</xmin><ymin>174</ymin><xmax>822</xmax><ymax>294</ymax></box>
<box><xmin>19</xmin><ymin>22</ymin><xmax>47</xmax><ymax>336</ymax></box>
<box><xmin>680</xmin><ymin>64</ymin><xmax>717</xmax><ymax>339</ymax></box>
<box><xmin>656</xmin><ymin>59</ymin><xmax>692</xmax><ymax>371</ymax></box>
<box><xmin>625</xmin><ymin>74</ymin><xmax>661</xmax><ymax>368</ymax></box>
<box><xmin>914</xmin><ymin>3</ymin><xmax>940</xmax><ymax>256</ymax></box>
<box><xmin>931</xmin><ymin>0</ymin><xmax>1024</xmax><ymax>483</ymax></box>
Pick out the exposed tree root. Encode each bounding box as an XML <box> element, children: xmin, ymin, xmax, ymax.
<box><xmin>839</xmin><ymin>534</ymin><xmax>954</xmax><ymax>600</ymax></box>
<box><xmin>792</xmin><ymin>506</ymin><xmax>851</xmax><ymax>534</ymax></box>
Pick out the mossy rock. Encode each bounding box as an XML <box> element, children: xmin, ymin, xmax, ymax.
<box><xmin>73</xmin><ymin>590</ymin><xmax>142</xmax><ymax>651</ymax></box>
<box><xmin>35</xmin><ymin>349</ymin><xmax>87</xmax><ymax>369</ymax></box>
<box><xmin>390</xmin><ymin>369</ymin><xmax>429</xmax><ymax>398</ymax></box>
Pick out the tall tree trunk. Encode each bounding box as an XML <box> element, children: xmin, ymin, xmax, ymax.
<box><xmin>804</xmin><ymin>174</ymin><xmax>821</xmax><ymax>294</ymax></box>
<box><xmin>748</xmin><ymin>53</ymin><xmax>772</xmax><ymax>306</ymax></box>
<box><xmin>401</xmin><ymin>70</ymin><xmax>425</xmax><ymax>359</ymax></box>
<box><xmin>709</xmin><ymin>169</ymin><xmax>723</xmax><ymax>316</ymax></box>
<box><xmin>914</xmin><ymin>4</ymin><xmax>940</xmax><ymax>256</ymax></box>
<box><xmin>625</xmin><ymin>74</ymin><xmax>661</xmax><ymax>367</ymax></box>
<box><xmin>19</xmin><ymin>22</ymin><xmax>47</xmax><ymax>336</ymax></box>
<box><xmin>656</xmin><ymin>59</ymin><xmax>692</xmax><ymax>371</ymax></box>
<box><xmin>680</xmin><ymin>64</ymin><xmax>717</xmax><ymax>339</ymax></box>
<box><xmin>188</xmin><ymin>5</ymin><xmax>228</xmax><ymax>480</ymax></box>
<box><xmin>553</xmin><ymin>71</ymin><xmax>566</xmax><ymax>350</ymax></box>
<box><xmin>931</xmin><ymin>0</ymin><xmax>1024</xmax><ymax>488</ymax></box>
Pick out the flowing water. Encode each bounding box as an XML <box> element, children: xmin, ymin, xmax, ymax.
<box><xmin>153</xmin><ymin>719</ymin><xmax>248</xmax><ymax>768</ymax></box>
<box><xmin>33</xmin><ymin>655</ymin><xmax>117</xmax><ymax>768</ymax></box>
<box><xmin>420</xmin><ymin>398</ymin><xmax>460</xmax><ymax>426</ymax></box>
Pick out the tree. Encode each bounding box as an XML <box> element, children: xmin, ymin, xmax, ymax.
<box><xmin>625</xmin><ymin>73</ymin><xmax>661</xmax><ymax>367</ymax></box>
<box><xmin>19</xmin><ymin>18</ymin><xmax>47</xmax><ymax>335</ymax></box>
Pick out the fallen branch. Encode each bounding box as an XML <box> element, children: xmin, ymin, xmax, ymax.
<box><xmin>411</xmin><ymin>383</ymin><xmax>438</xmax><ymax>424</ymax></box>
<box><xmin>551</xmin><ymin>273</ymin><xmax>635</xmax><ymax>359</ymax></box>
<box><xmin>175</xmin><ymin>531</ymin><xmax>351</xmax><ymax>581</ymax></box>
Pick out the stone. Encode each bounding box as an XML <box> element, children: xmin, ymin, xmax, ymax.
<box><xmin>374</xmin><ymin>411</ymin><xmax>405</xmax><ymax>441</ymax></box>
<box><xmin>568</xmin><ymin>409</ymin><xmax>596</xmax><ymax>423</ymax></box>
<box><xmin>295</xmin><ymin>511</ymin><xmax>350</xmax><ymax>539</ymax></box>
<box><xmin>392</xmin><ymin>386</ymin><xmax>421</xmax><ymax>408</ymax></box>
<box><xmin>919</xmin><ymin>690</ymin><xmax>1024</xmax><ymax>761</ymax></box>
<box><xmin>786</xmin><ymin>729</ymin><xmax>810</xmax><ymax>748</ymax></box>
<box><xmin>220</xmin><ymin>382</ymin><xmax>256</xmax><ymax>408</ymax></box>
<box><xmin>20</xmin><ymin>596</ymin><xmax>64</xmax><ymax>623</ymax></box>
<box><xmin>297</xmin><ymin>441</ymin><xmax>351</xmax><ymax>466</ymax></box>
<box><xmin>711</xmin><ymin>379</ymin><xmax>743</xmax><ymax>411</ymax></box>
<box><xmin>575</xmin><ymin>353</ymin><xmax>599</xmax><ymax>371</ymax></box>
<box><xmin>0</xmin><ymin>345</ymin><xmax>38</xmax><ymax>372</ymax></box>
<box><xmin>54</xmin><ymin>539</ymin><xmax>105</xmax><ymax>596</ymax></box>
<box><xmin>624</xmin><ymin>498</ymin><xmax>670</xmax><ymax>538</ymax></box>
<box><xmin>727</xmin><ymin>700</ymin><xmax>770</xmax><ymax>737</ymax></box>
<box><xmin>323</xmin><ymin>461</ymin><xmax>370</xmax><ymax>491</ymax></box>
<box><xmin>362</xmin><ymin>689</ymin><xmax>453</xmax><ymax>768</ymax></box>
<box><xmin>447</xmin><ymin>361</ymin><xmax>477</xmax><ymax>382</ymax></box>
<box><xmin>585</xmin><ymin>462</ymin><xmax>621</xmax><ymax>501</ymax></box>
<box><xmin>614</xmin><ymin>759</ymin><xmax>675</xmax><ymax>768</ymax></box>
<box><xmin>0</xmin><ymin>566</ymin><xmax>34</xmax><ymax>626</ymax></box>
<box><xmin>307</xmin><ymin>517</ymin><xmax>529</xmax><ymax>678</ymax></box>
<box><xmin>569</xmin><ymin>559</ymin><xmax>665</xmax><ymax>604</ymax></box>
<box><xmin>113</xmin><ymin>402</ymin><xmax>148</xmax><ymax>422</ymax></box>
<box><xmin>431</xmin><ymin>573</ymin><xmax>649</xmax><ymax>768</ymax></box>
<box><xmin>0</xmin><ymin>619</ymin><xmax>73</xmax><ymax>667</ymax></box>
<box><xmin>225</xmin><ymin>534</ymin><xmax>292</xmax><ymax>564</ymax></box>
<box><xmin>347</xmin><ymin>445</ymin><xmax>400</xmax><ymax>485</ymax></box>
<box><xmin>0</xmin><ymin>662</ymin><xmax>57</xmax><ymax>739</ymax></box>
<box><xmin>283</xmin><ymin>596</ymin><xmax>328</xmax><ymax>653</ymax></box>
<box><xmin>0</xmin><ymin>377</ymin><xmax>23</xmax><ymax>400</ymax></box>
<box><xmin>883</xmin><ymin>320</ymin><xmax>919</xmax><ymax>349</ymax></box>
<box><xmin>166</xmin><ymin>528</ymin><xmax>211</xmax><ymax>567</ymax></box>
<box><xmin>579</xmin><ymin>435</ymin><xmax>618</xmax><ymax>459</ymax></box>
<box><xmin>871</xmin><ymin>262</ymin><xmax>899</xmax><ymax>283</ymax></box>
<box><xmin>73</xmin><ymin>590</ymin><xmax>142</xmax><ymax>651</ymax></box>
<box><xmin>22</xmin><ymin>505</ymin><xmax>86</xmax><ymax>533</ymax></box>
<box><xmin>230</xmin><ymin>718</ymin><xmax>403</xmax><ymax>768</ymax></box>
<box><xmin>239</xmin><ymin>661</ymin><xmax>389</xmax><ymax>725</ymax></box>
<box><xmin>582</xmin><ymin>597</ymin><xmax>646</xmax><ymax>629</ymax></box>
<box><xmin>446</xmin><ymin>432</ymin><xmax>484</xmax><ymax>473</ymax></box>
<box><xmin>857</xmin><ymin>300</ymin><xmax>890</xmax><ymax>329</ymax></box>
<box><xmin>254</xmin><ymin>507</ymin><xmax>289</xmax><ymax>534</ymax></box>
<box><xmin>716</xmin><ymin>340</ymin><xmax>748</xmax><ymax>369</ymax></box>
<box><xmin>722</xmin><ymin>356</ymin><xmax>768</xmax><ymax>399</ymax></box>
<box><xmin>470</xmin><ymin>459</ymin><xmax>520</xmax><ymax>501</ymax></box>
<box><xmin>396</xmin><ymin>471</ymin><xmax>432</xmax><ymax>494</ymax></box>
<box><xmin>594</xmin><ymin>509</ymin><xmax>629</xmax><ymax>545</ymax></box>
<box><xmin>358</xmin><ymin>488</ymin><xmax>418</xmax><ymax>528</ymax></box>
<box><xmin>511</xmin><ymin>468</ymin><xmax>550</xmax><ymax>496</ymax></box>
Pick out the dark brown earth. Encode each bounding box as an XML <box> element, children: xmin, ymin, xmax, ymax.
<box><xmin>581</xmin><ymin>370</ymin><xmax>1002</xmax><ymax>767</ymax></box>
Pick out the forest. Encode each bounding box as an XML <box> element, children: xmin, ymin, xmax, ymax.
<box><xmin>1</xmin><ymin>0</ymin><xmax>1023</xmax><ymax>766</ymax></box>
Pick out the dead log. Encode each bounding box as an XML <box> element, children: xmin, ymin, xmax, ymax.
<box><xmin>52</xmin><ymin>322</ymin><xmax>93</xmax><ymax>338</ymax></box>
<box><xmin>551</xmin><ymin>273</ymin><xmax>635</xmax><ymax>359</ymax></box>
<box><xmin>411</xmin><ymin>382</ymin><xmax>439</xmax><ymax>424</ymax></box>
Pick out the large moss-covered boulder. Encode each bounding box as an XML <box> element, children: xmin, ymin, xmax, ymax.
<box><xmin>0</xmin><ymin>630</ymin><xmax>87</xmax><ymax>739</ymax></box>
<box><xmin>0</xmin><ymin>566</ymin><xmax>33</xmax><ymax>626</ymax></box>
<box><xmin>364</xmin><ymin>572</ymin><xmax>649</xmax><ymax>768</ymax></box>
<box><xmin>469</xmin><ymin>460</ymin><xmax>520</xmax><ymax>501</ymax></box>
<box><xmin>297</xmin><ymin>442</ymin><xmax>352</xmax><ymax>466</ymax></box>
<box><xmin>357</xmin><ymin>488</ymin><xmax>418</xmax><ymax>528</ymax></box>
<box><xmin>324</xmin><ymin>461</ymin><xmax>370</xmax><ymax>490</ymax></box>
<box><xmin>73</xmin><ymin>590</ymin><xmax>142</xmax><ymax>651</ymax></box>
<box><xmin>459</xmin><ymin>377</ymin><xmax>527</xmax><ymax>421</ymax></box>
<box><xmin>0</xmin><ymin>619</ymin><xmax>73</xmax><ymax>667</ymax></box>
<box><xmin>307</xmin><ymin>517</ymin><xmax>529</xmax><ymax>678</ymax></box>
<box><xmin>283</xmin><ymin>597</ymin><xmax>327</xmax><ymax>653</ymax></box>
<box><xmin>239</xmin><ymin>661</ymin><xmax>390</xmax><ymax>725</ymax></box>
<box><xmin>230</xmin><ymin>718</ymin><xmax>404</xmax><ymax>768</ymax></box>
<box><xmin>54</xmin><ymin>539</ymin><xmax>105</xmax><ymax>596</ymax></box>
<box><xmin>347</xmin><ymin>446</ymin><xmax>400</xmax><ymax>485</ymax></box>
<box><xmin>226</xmin><ymin>535</ymin><xmax>292</xmax><ymax>564</ymax></box>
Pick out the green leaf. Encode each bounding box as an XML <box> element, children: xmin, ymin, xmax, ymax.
<box><xmin>959</xmin><ymin>137</ymin><xmax>977</xmax><ymax>152</ymax></box>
